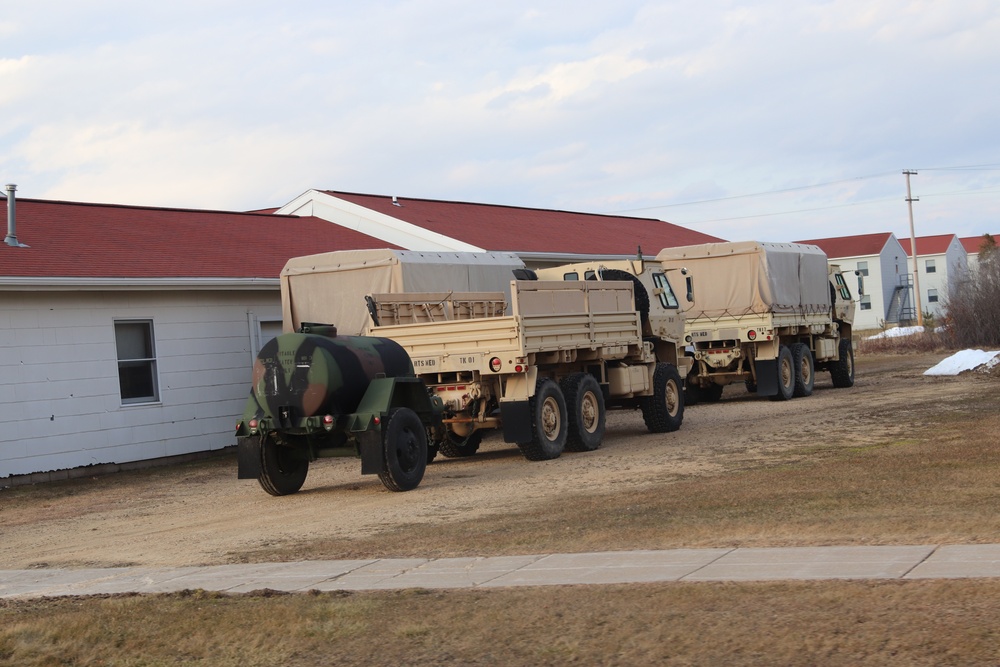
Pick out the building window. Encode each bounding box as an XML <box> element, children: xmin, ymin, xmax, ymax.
<box><xmin>926</xmin><ymin>259</ymin><xmax>936</xmax><ymax>273</ymax></box>
<box><xmin>115</xmin><ymin>320</ymin><xmax>159</xmax><ymax>404</ymax></box>
<box><xmin>856</xmin><ymin>261</ymin><xmax>869</xmax><ymax>277</ymax></box>
<box><xmin>860</xmin><ymin>295</ymin><xmax>872</xmax><ymax>310</ymax></box>
<box><xmin>927</xmin><ymin>289</ymin><xmax>939</xmax><ymax>303</ymax></box>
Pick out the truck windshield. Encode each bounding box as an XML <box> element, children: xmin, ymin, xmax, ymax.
<box><xmin>834</xmin><ymin>273</ymin><xmax>852</xmax><ymax>300</ymax></box>
<box><xmin>652</xmin><ymin>272</ymin><xmax>679</xmax><ymax>308</ymax></box>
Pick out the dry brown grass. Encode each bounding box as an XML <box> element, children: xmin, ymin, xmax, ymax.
<box><xmin>855</xmin><ymin>327</ymin><xmax>952</xmax><ymax>355</ymax></box>
<box><xmin>3</xmin><ymin>581</ymin><xmax>1000</xmax><ymax>666</ymax></box>
<box><xmin>240</xmin><ymin>394</ymin><xmax>1000</xmax><ymax>561</ymax></box>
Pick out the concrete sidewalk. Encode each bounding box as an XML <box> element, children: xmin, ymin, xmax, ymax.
<box><xmin>3</xmin><ymin>544</ymin><xmax>1000</xmax><ymax>599</ymax></box>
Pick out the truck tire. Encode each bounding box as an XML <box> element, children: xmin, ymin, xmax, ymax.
<box><xmin>599</xmin><ymin>269</ymin><xmax>650</xmax><ymax>323</ymax></box>
<box><xmin>561</xmin><ymin>373</ymin><xmax>605</xmax><ymax>452</ymax></box>
<box><xmin>791</xmin><ymin>342</ymin><xmax>814</xmax><ymax>397</ymax></box>
<box><xmin>378</xmin><ymin>408</ymin><xmax>427</xmax><ymax>492</ymax></box>
<box><xmin>768</xmin><ymin>345</ymin><xmax>795</xmax><ymax>401</ymax></box>
<box><xmin>517</xmin><ymin>378</ymin><xmax>567</xmax><ymax>461</ymax></box>
<box><xmin>641</xmin><ymin>362</ymin><xmax>684</xmax><ymax>433</ymax></box>
<box><xmin>831</xmin><ymin>339</ymin><xmax>855</xmax><ymax>388</ymax></box>
<box><xmin>258</xmin><ymin>434</ymin><xmax>309</xmax><ymax>496</ymax></box>
<box><xmin>439</xmin><ymin>430</ymin><xmax>483</xmax><ymax>458</ymax></box>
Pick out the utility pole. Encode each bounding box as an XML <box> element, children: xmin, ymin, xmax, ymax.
<box><xmin>903</xmin><ymin>170</ymin><xmax>923</xmax><ymax>327</ymax></box>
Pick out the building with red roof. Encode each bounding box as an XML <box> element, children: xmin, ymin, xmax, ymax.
<box><xmin>897</xmin><ymin>234</ymin><xmax>969</xmax><ymax>321</ymax></box>
<box><xmin>276</xmin><ymin>190</ymin><xmax>724</xmax><ymax>265</ymax></box>
<box><xmin>797</xmin><ymin>231</ymin><xmax>970</xmax><ymax>328</ymax></box>
<box><xmin>960</xmin><ymin>234</ymin><xmax>998</xmax><ymax>271</ymax></box>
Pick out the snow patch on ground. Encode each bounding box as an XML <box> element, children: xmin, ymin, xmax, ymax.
<box><xmin>867</xmin><ymin>326</ymin><xmax>925</xmax><ymax>339</ymax></box>
<box><xmin>924</xmin><ymin>350</ymin><xmax>1000</xmax><ymax>376</ymax></box>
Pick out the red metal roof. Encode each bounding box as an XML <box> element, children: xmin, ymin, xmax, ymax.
<box><xmin>898</xmin><ymin>234</ymin><xmax>958</xmax><ymax>257</ymax></box>
<box><xmin>0</xmin><ymin>199</ymin><xmax>397</xmax><ymax>280</ymax></box>
<box><xmin>960</xmin><ymin>234</ymin><xmax>998</xmax><ymax>254</ymax></box>
<box><xmin>324</xmin><ymin>191</ymin><xmax>725</xmax><ymax>254</ymax></box>
<box><xmin>794</xmin><ymin>232</ymin><xmax>895</xmax><ymax>259</ymax></box>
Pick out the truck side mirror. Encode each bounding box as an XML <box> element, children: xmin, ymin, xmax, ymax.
<box><xmin>686</xmin><ymin>275</ymin><xmax>694</xmax><ymax>303</ymax></box>
<box><xmin>854</xmin><ymin>270</ymin><xmax>864</xmax><ymax>296</ymax></box>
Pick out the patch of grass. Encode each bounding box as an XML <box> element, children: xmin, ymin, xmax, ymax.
<box><xmin>3</xmin><ymin>581</ymin><xmax>1000</xmax><ymax>666</ymax></box>
<box><xmin>855</xmin><ymin>328</ymin><xmax>952</xmax><ymax>355</ymax></box>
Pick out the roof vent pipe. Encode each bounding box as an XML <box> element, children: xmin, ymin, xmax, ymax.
<box><xmin>4</xmin><ymin>184</ymin><xmax>26</xmax><ymax>247</ymax></box>
<box><xmin>4</xmin><ymin>184</ymin><xmax>20</xmax><ymax>247</ymax></box>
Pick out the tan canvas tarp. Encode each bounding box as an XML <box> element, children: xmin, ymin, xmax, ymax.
<box><xmin>655</xmin><ymin>241</ymin><xmax>830</xmax><ymax>318</ymax></box>
<box><xmin>280</xmin><ymin>249</ymin><xmax>525</xmax><ymax>334</ymax></box>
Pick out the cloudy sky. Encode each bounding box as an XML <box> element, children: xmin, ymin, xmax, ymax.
<box><xmin>3</xmin><ymin>1</ymin><xmax>1000</xmax><ymax>244</ymax></box>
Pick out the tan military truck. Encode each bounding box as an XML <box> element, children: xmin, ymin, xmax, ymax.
<box><xmin>535</xmin><ymin>242</ymin><xmax>855</xmax><ymax>402</ymax></box>
<box><xmin>279</xmin><ymin>249</ymin><xmax>687</xmax><ymax>462</ymax></box>
<box><xmin>655</xmin><ymin>241</ymin><xmax>855</xmax><ymax>402</ymax></box>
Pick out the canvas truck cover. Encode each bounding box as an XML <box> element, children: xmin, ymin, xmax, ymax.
<box><xmin>280</xmin><ymin>249</ymin><xmax>525</xmax><ymax>335</ymax></box>
<box><xmin>654</xmin><ymin>241</ymin><xmax>830</xmax><ymax>318</ymax></box>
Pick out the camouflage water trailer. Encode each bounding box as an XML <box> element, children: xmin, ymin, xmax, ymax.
<box><xmin>235</xmin><ymin>323</ymin><xmax>443</xmax><ymax>493</ymax></box>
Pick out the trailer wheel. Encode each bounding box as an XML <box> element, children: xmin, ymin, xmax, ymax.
<box><xmin>258</xmin><ymin>434</ymin><xmax>309</xmax><ymax>496</ymax></box>
<box><xmin>439</xmin><ymin>430</ymin><xmax>483</xmax><ymax>458</ymax></box>
<box><xmin>791</xmin><ymin>343</ymin><xmax>815</xmax><ymax>397</ymax></box>
<box><xmin>769</xmin><ymin>345</ymin><xmax>795</xmax><ymax>401</ymax></box>
<box><xmin>378</xmin><ymin>408</ymin><xmax>427</xmax><ymax>492</ymax></box>
<box><xmin>830</xmin><ymin>339</ymin><xmax>855</xmax><ymax>388</ymax></box>
<box><xmin>641</xmin><ymin>362</ymin><xmax>684</xmax><ymax>433</ymax></box>
<box><xmin>562</xmin><ymin>373</ymin><xmax>605</xmax><ymax>452</ymax></box>
<box><xmin>517</xmin><ymin>378</ymin><xmax>567</xmax><ymax>461</ymax></box>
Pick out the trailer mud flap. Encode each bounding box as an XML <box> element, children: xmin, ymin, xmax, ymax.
<box><xmin>500</xmin><ymin>400</ymin><xmax>532</xmax><ymax>443</ymax></box>
<box><xmin>754</xmin><ymin>358</ymin><xmax>779</xmax><ymax>397</ymax></box>
<box><xmin>237</xmin><ymin>437</ymin><xmax>262</xmax><ymax>479</ymax></box>
<box><xmin>359</xmin><ymin>431</ymin><xmax>384</xmax><ymax>475</ymax></box>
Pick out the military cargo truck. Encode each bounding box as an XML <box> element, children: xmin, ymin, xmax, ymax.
<box><xmin>654</xmin><ymin>241</ymin><xmax>855</xmax><ymax>402</ymax></box>
<box><xmin>234</xmin><ymin>324</ymin><xmax>444</xmax><ymax>494</ymax></box>
<box><xmin>277</xmin><ymin>249</ymin><xmax>688</xmax><ymax>463</ymax></box>
<box><xmin>535</xmin><ymin>242</ymin><xmax>855</xmax><ymax>402</ymax></box>
<box><xmin>367</xmin><ymin>279</ymin><xmax>684</xmax><ymax>460</ymax></box>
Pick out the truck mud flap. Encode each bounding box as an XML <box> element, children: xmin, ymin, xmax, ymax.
<box><xmin>500</xmin><ymin>400</ymin><xmax>532</xmax><ymax>443</ymax></box>
<box><xmin>754</xmin><ymin>358</ymin><xmax>779</xmax><ymax>397</ymax></box>
<box><xmin>236</xmin><ymin>437</ymin><xmax>262</xmax><ymax>479</ymax></box>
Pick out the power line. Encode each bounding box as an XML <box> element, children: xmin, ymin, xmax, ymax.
<box><xmin>607</xmin><ymin>163</ymin><xmax>1000</xmax><ymax>225</ymax></box>
<box><xmin>671</xmin><ymin>185</ymin><xmax>1000</xmax><ymax>227</ymax></box>
<box><xmin>607</xmin><ymin>171</ymin><xmax>898</xmax><ymax>214</ymax></box>
<box><xmin>671</xmin><ymin>196</ymin><xmax>900</xmax><ymax>226</ymax></box>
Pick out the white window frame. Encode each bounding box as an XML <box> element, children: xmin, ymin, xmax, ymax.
<box><xmin>925</xmin><ymin>259</ymin><xmax>936</xmax><ymax>274</ymax></box>
<box><xmin>927</xmin><ymin>288</ymin><xmax>939</xmax><ymax>303</ymax></box>
<box><xmin>859</xmin><ymin>294</ymin><xmax>872</xmax><ymax>310</ymax></box>
<box><xmin>114</xmin><ymin>319</ymin><xmax>160</xmax><ymax>405</ymax></box>
<box><xmin>856</xmin><ymin>261</ymin><xmax>869</xmax><ymax>277</ymax></box>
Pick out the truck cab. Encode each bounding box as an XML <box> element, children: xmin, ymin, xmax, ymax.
<box><xmin>533</xmin><ymin>257</ymin><xmax>689</xmax><ymax>373</ymax></box>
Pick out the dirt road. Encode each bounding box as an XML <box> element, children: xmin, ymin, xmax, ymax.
<box><xmin>1</xmin><ymin>352</ymin><xmax>992</xmax><ymax>570</ymax></box>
